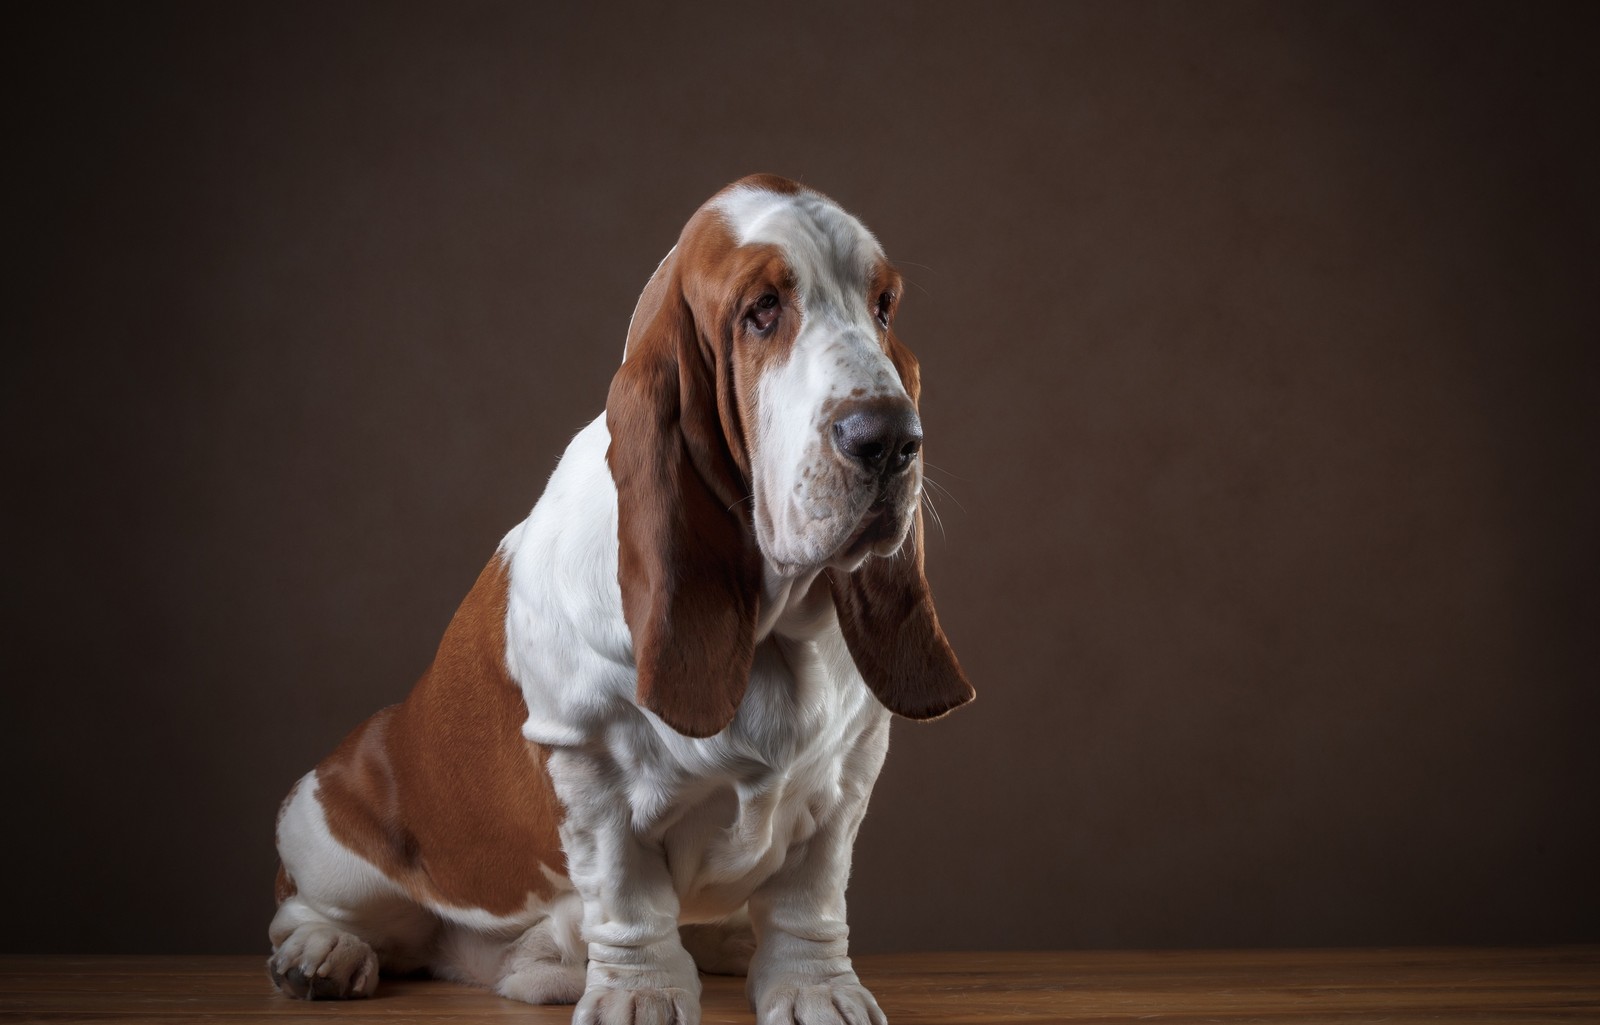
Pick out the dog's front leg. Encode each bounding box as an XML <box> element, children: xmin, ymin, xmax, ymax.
<box><xmin>550</xmin><ymin>750</ymin><xmax>701</xmax><ymax>1025</ymax></box>
<box><xmin>745</xmin><ymin>796</ymin><xmax>887</xmax><ymax>1025</ymax></box>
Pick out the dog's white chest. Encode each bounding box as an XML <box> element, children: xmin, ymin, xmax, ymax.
<box><xmin>638</xmin><ymin>636</ymin><xmax>890</xmax><ymax>921</ymax></box>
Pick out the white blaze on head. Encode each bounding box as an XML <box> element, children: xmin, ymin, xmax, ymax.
<box><xmin>712</xmin><ymin>184</ymin><xmax>918</xmax><ymax>576</ymax></box>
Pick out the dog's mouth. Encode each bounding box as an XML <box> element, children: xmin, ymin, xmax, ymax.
<box><xmin>828</xmin><ymin>495</ymin><xmax>915</xmax><ymax>570</ymax></box>
<box><xmin>756</xmin><ymin>455</ymin><xmax>921</xmax><ymax>577</ymax></box>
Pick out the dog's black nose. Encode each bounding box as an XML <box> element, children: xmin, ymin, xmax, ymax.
<box><xmin>832</xmin><ymin>399</ymin><xmax>922</xmax><ymax>477</ymax></box>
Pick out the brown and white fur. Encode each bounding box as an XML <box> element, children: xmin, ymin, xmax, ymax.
<box><xmin>268</xmin><ymin>174</ymin><xmax>974</xmax><ymax>1025</ymax></box>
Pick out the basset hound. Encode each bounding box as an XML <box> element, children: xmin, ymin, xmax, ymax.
<box><xmin>268</xmin><ymin>173</ymin><xmax>974</xmax><ymax>1025</ymax></box>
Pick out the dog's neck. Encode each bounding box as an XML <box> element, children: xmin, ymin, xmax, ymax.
<box><xmin>755</xmin><ymin>564</ymin><xmax>833</xmax><ymax>643</ymax></box>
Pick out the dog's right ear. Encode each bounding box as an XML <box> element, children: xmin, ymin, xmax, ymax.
<box><xmin>827</xmin><ymin>327</ymin><xmax>975</xmax><ymax>722</ymax></box>
<box><xmin>606</xmin><ymin>247</ymin><xmax>763</xmax><ymax>739</ymax></box>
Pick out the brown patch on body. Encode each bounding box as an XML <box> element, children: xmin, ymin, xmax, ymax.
<box><xmin>308</xmin><ymin>555</ymin><xmax>566</xmax><ymax>917</ymax></box>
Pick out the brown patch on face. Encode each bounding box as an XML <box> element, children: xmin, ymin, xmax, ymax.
<box><xmin>626</xmin><ymin>208</ymin><xmax>798</xmax><ymax>488</ymax></box>
<box><xmin>724</xmin><ymin>248</ymin><xmax>802</xmax><ymax>465</ymax></box>
<box><xmin>883</xmin><ymin>323</ymin><xmax>922</xmax><ymax>404</ymax></box>
<box><xmin>867</xmin><ymin>260</ymin><xmax>905</xmax><ymax>344</ymax></box>
<box><xmin>862</xmin><ymin>257</ymin><xmax>918</xmax><ymax>399</ymax></box>
<box><xmin>310</xmin><ymin>554</ymin><xmax>566</xmax><ymax>916</ymax></box>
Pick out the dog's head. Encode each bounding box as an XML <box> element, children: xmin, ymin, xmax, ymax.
<box><xmin>607</xmin><ymin>174</ymin><xmax>974</xmax><ymax>737</ymax></box>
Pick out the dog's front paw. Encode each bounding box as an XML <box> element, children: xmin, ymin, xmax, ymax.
<box><xmin>754</xmin><ymin>978</ymin><xmax>887</xmax><ymax>1025</ymax></box>
<box><xmin>577</xmin><ymin>939</ymin><xmax>702</xmax><ymax>1024</ymax></box>
<box><xmin>267</xmin><ymin>924</ymin><xmax>378</xmax><ymax>1000</ymax></box>
<box><xmin>574</xmin><ymin>982</ymin><xmax>700</xmax><ymax>1025</ymax></box>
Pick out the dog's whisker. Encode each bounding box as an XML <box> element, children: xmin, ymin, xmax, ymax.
<box><xmin>921</xmin><ymin>459</ymin><xmax>970</xmax><ymax>483</ymax></box>
<box><xmin>921</xmin><ymin>475</ymin><xmax>966</xmax><ymax>517</ymax></box>
<box><xmin>923</xmin><ymin>475</ymin><xmax>959</xmax><ymax>500</ymax></box>
<box><xmin>893</xmin><ymin>265</ymin><xmax>936</xmax><ymax>302</ymax></box>
<box><xmin>921</xmin><ymin>492</ymin><xmax>948</xmax><ymax>540</ymax></box>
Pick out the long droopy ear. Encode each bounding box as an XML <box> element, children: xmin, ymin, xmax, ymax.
<box><xmin>826</xmin><ymin>331</ymin><xmax>975</xmax><ymax>720</ymax></box>
<box><xmin>606</xmin><ymin>248</ymin><xmax>762</xmax><ymax>738</ymax></box>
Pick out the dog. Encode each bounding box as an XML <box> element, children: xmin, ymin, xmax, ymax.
<box><xmin>268</xmin><ymin>173</ymin><xmax>974</xmax><ymax>1025</ymax></box>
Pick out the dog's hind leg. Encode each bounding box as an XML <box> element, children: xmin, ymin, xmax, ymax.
<box><xmin>493</xmin><ymin>893</ymin><xmax>588</xmax><ymax>1004</ymax></box>
<box><xmin>428</xmin><ymin>892</ymin><xmax>588</xmax><ymax>1006</ymax></box>
<box><xmin>267</xmin><ymin>775</ymin><xmax>437</xmax><ymax>999</ymax></box>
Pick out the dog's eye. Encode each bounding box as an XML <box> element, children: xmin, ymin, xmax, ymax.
<box><xmin>874</xmin><ymin>290</ymin><xmax>895</xmax><ymax>329</ymax></box>
<box><xmin>748</xmin><ymin>293</ymin><xmax>780</xmax><ymax>334</ymax></box>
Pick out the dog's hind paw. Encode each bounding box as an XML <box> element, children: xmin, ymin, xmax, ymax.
<box><xmin>497</xmin><ymin>958</ymin><xmax>585</xmax><ymax>1005</ymax></box>
<box><xmin>268</xmin><ymin>924</ymin><xmax>379</xmax><ymax>1000</ymax></box>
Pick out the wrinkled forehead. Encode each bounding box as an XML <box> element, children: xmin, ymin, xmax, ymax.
<box><xmin>711</xmin><ymin>185</ymin><xmax>887</xmax><ymax>308</ymax></box>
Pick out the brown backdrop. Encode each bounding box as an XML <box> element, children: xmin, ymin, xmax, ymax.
<box><xmin>6</xmin><ymin>1</ymin><xmax>1597</xmax><ymax>955</ymax></box>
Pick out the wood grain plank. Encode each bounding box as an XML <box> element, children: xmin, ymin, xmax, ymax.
<box><xmin>0</xmin><ymin>949</ymin><xmax>1595</xmax><ymax>1024</ymax></box>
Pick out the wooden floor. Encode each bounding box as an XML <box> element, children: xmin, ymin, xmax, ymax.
<box><xmin>2</xmin><ymin>948</ymin><xmax>1596</xmax><ymax>1024</ymax></box>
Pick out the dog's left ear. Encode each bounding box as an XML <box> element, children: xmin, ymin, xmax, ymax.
<box><xmin>827</xmin><ymin>331</ymin><xmax>975</xmax><ymax>720</ymax></box>
<box><xmin>607</xmin><ymin>246</ymin><xmax>762</xmax><ymax>739</ymax></box>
